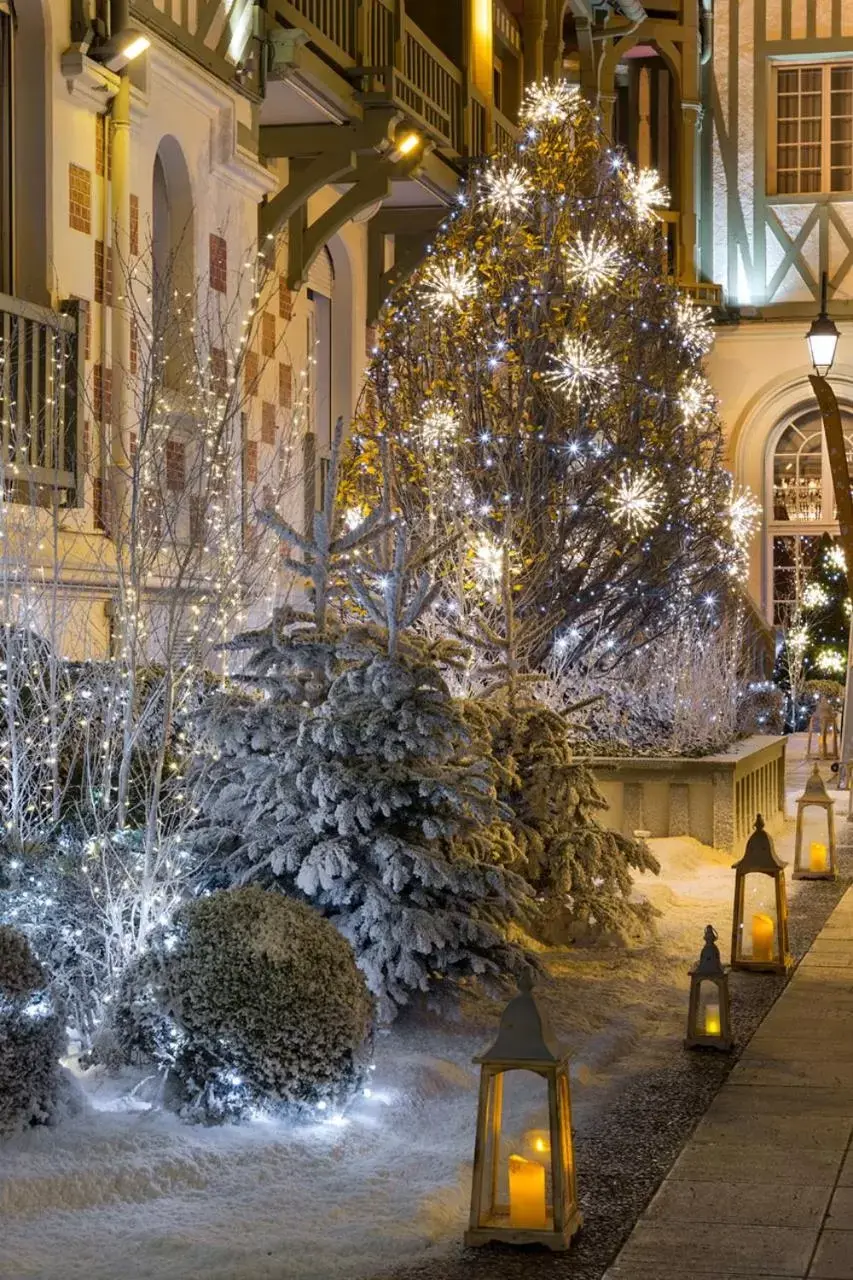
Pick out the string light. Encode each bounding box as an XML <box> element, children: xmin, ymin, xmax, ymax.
<box><xmin>564</xmin><ymin>231</ymin><xmax>623</xmax><ymax>295</ymax></box>
<box><xmin>520</xmin><ymin>80</ymin><xmax>580</xmax><ymax>125</ymax></box>
<box><xmin>625</xmin><ymin>167</ymin><xmax>669</xmax><ymax>221</ymax></box>
<box><xmin>421</xmin><ymin>261</ymin><xmax>478</xmax><ymax>313</ymax></box>
<box><xmin>482</xmin><ymin>165</ymin><xmax>533</xmax><ymax>217</ymax></box>
<box><xmin>608</xmin><ymin>470</ymin><xmax>663</xmax><ymax>535</ymax></box>
<box><xmin>544</xmin><ymin>334</ymin><xmax>615</xmax><ymax>399</ymax></box>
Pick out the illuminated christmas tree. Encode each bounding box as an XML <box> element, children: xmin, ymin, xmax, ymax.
<box><xmin>799</xmin><ymin>535</ymin><xmax>850</xmax><ymax>683</ymax></box>
<box><xmin>343</xmin><ymin>80</ymin><xmax>744</xmax><ymax>667</ymax></box>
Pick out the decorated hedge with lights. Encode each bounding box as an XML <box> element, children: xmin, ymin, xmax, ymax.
<box><xmin>113</xmin><ymin>887</ymin><xmax>375</xmax><ymax>1124</ymax></box>
<box><xmin>0</xmin><ymin>925</ymin><xmax>67</xmax><ymax>1135</ymax></box>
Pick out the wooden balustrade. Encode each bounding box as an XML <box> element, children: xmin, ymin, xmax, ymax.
<box><xmin>0</xmin><ymin>295</ymin><xmax>85</xmax><ymax>502</ymax></box>
<box><xmin>493</xmin><ymin>0</ymin><xmax>521</xmax><ymax>52</ymax></box>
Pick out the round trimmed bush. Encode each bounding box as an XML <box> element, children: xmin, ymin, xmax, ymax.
<box><xmin>0</xmin><ymin>925</ymin><xmax>66</xmax><ymax>1135</ymax></box>
<box><xmin>121</xmin><ymin>887</ymin><xmax>375</xmax><ymax>1124</ymax></box>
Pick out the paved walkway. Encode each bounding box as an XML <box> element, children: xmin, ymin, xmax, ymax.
<box><xmin>603</xmin><ymin>886</ymin><xmax>853</xmax><ymax>1280</ymax></box>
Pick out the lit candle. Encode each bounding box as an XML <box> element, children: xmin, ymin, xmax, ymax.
<box><xmin>810</xmin><ymin>841</ymin><xmax>829</xmax><ymax>873</ymax></box>
<box><xmin>703</xmin><ymin>1002</ymin><xmax>721</xmax><ymax>1036</ymax></box>
<box><xmin>508</xmin><ymin>1154</ymin><xmax>546</xmax><ymax>1228</ymax></box>
<box><xmin>751</xmin><ymin>913</ymin><xmax>774</xmax><ymax>962</ymax></box>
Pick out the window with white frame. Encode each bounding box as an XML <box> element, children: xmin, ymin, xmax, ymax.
<box><xmin>768</xmin><ymin>406</ymin><xmax>853</xmax><ymax>621</ymax></box>
<box><xmin>773</xmin><ymin>62</ymin><xmax>853</xmax><ymax>195</ymax></box>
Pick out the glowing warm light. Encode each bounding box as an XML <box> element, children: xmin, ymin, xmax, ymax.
<box><xmin>675</xmin><ymin>298</ymin><xmax>714</xmax><ymax>357</ymax></box>
<box><xmin>417</xmin><ymin>402</ymin><xmax>459</xmax><ymax>449</ymax></box>
<box><xmin>827</xmin><ymin>544</ymin><xmax>847</xmax><ymax>573</ymax></box>
<box><xmin>625</xmin><ymin>167</ymin><xmax>670</xmax><ymax>221</ymax></box>
<box><xmin>544</xmin><ymin>334</ymin><xmax>615</xmax><ymax>400</ymax></box>
<box><xmin>810</xmin><ymin>842</ymin><xmax>829</xmax><ymax>873</ymax></box>
<box><xmin>751</xmin><ymin>913</ymin><xmax>774</xmax><ymax>962</ymax></box>
<box><xmin>802</xmin><ymin>582</ymin><xmax>830</xmax><ymax>611</ymax></box>
<box><xmin>521</xmin><ymin>80</ymin><xmax>580</xmax><ymax>124</ymax></box>
<box><xmin>508</xmin><ymin>1154</ymin><xmax>547</xmax><ymax>1228</ymax></box>
<box><xmin>564</xmin><ymin>231</ymin><xmax>623</xmax><ymax>295</ymax></box>
<box><xmin>422</xmin><ymin>261</ymin><xmax>478</xmax><ymax>313</ymax></box>
<box><xmin>395</xmin><ymin>132</ymin><xmax>420</xmax><ymax>157</ymax></box>
<box><xmin>121</xmin><ymin>33</ymin><xmax>151</xmax><ymax>60</ymax></box>
<box><xmin>471</xmin><ymin>533</ymin><xmax>503</xmax><ymax>588</ymax></box>
<box><xmin>816</xmin><ymin>648</ymin><xmax>846</xmax><ymax>675</ymax></box>
<box><xmin>678</xmin><ymin>373</ymin><xmax>715</xmax><ymax>425</ymax></box>
<box><xmin>608</xmin><ymin>470</ymin><xmax>663</xmax><ymax>535</ymax></box>
<box><xmin>482</xmin><ymin>165</ymin><xmax>533</xmax><ymax>217</ymax></box>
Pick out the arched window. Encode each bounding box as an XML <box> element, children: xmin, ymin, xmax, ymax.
<box><xmin>767</xmin><ymin>404</ymin><xmax>853</xmax><ymax>621</ymax></box>
<box><xmin>151</xmin><ymin>136</ymin><xmax>194</xmax><ymax>388</ymax></box>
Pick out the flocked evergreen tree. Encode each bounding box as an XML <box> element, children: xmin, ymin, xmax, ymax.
<box><xmin>342</xmin><ymin>79</ymin><xmax>751</xmax><ymax>670</ymax></box>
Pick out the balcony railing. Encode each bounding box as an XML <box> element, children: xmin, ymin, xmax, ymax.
<box><xmin>0</xmin><ymin>295</ymin><xmax>85</xmax><ymax>503</ymax></box>
<box><xmin>493</xmin><ymin>0</ymin><xmax>521</xmax><ymax>53</ymax></box>
<box><xmin>657</xmin><ymin>210</ymin><xmax>724</xmax><ymax>307</ymax></box>
<box><xmin>273</xmin><ymin>0</ymin><xmax>519</xmax><ymax>158</ymax></box>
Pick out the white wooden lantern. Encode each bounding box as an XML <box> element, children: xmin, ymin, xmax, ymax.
<box><xmin>464</xmin><ymin>975</ymin><xmax>581</xmax><ymax>1252</ymax></box>
<box><xmin>685</xmin><ymin>925</ymin><xmax>733</xmax><ymax>1051</ymax></box>
<box><xmin>793</xmin><ymin>764</ymin><xmax>837</xmax><ymax>880</ymax></box>
<box><xmin>731</xmin><ymin>815</ymin><xmax>793</xmax><ymax>975</ymax></box>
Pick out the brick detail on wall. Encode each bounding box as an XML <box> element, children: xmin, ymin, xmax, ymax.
<box><xmin>94</xmin><ymin>240</ymin><xmax>113</xmax><ymax>306</ymax></box>
<box><xmin>262</xmin><ymin>311</ymin><xmax>276</xmax><ymax>358</ymax></box>
<box><xmin>95</xmin><ymin>115</ymin><xmax>105</xmax><ymax>177</ymax></box>
<box><xmin>261</xmin><ymin>401</ymin><xmax>276</xmax><ymax>444</ymax></box>
<box><xmin>279</xmin><ymin>277</ymin><xmax>292</xmax><ymax>321</ymax></box>
<box><xmin>166</xmin><ymin>439</ymin><xmax>186</xmax><ymax>491</ymax></box>
<box><xmin>244</xmin><ymin>349</ymin><xmax>259</xmax><ymax>397</ymax></box>
<box><xmin>209</xmin><ymin>233</ymin><xmax>227</xmax><ymax>293</ymax></box>
<box><xmin>210</xmin><ymin>347</ymin><xmax>228</xmax><ymax>396</ymax></box>
<box><xmin>93</xmin><ymin>364</ymin><xmax>112</xmax><ymax>424</ymax></box>
<box><xmin>130</xmin><ymin>194</ymin><xmax>139</xmax><ymax>257</ymax></box>
<box><xmin>93</xmin><ymin>477</ymin><xmax>108</xmax><ymax>534</ymax></box>
<box><xmin>130</xmin><ymin>318</ymin><xmax>138</xmax><ymax>376</ymax></box>
<box><xmin>245</xmin><ymin>439</ymin><xmax>258</xmax><ymax>484</ymax></box>
<box><xmin>69</xmin><ymin>164</ymin><xmax>92</xmax><ymax>235</ymax></box>
<box><xmin>278</xmin><ymin>362</ymin><xmax>292</xmax><ymax>409</ymax></box>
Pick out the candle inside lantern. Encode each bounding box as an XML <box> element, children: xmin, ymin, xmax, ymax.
<box><xmin>703</xmin><ymin>1001</ymin><xmax>721</xmax><ymax>1036</ymax></box>
<box><xmin>751</xmin><ymin>912</ymin><xmax>774</xmax><ymax>961</ymax></box>
<box><xmin>810</xmin><ymin>841</ymin><xmax>829</xmax><ymax>873</ymax></box>
<box><xmin>508</xmin><ymin>1154</ymin><xmax>546</xmax><ymax>1228</ymax></box>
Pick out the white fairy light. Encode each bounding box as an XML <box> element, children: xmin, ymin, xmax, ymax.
<box><xmin>343</xmin><ymin>507</ymin><xmax>366</xmax><ymax>532</ymax></box>
<box><xmin>471</xmin><ymin>532</ymin><xmax>504</xmax><ymax>589</ymax></box>
<box><xmin>788</xmin><ymin>623</ymin><xmax>810</xmax><ymax>655</ymax></box>
<box><xmin>816</xmin><ymin>647</ymin><xmax>846</xmax><ymax>676</ymax></box>
<box><xmin>678</xmin><ymin>373</ymin><xmax>715</xmax><ymax>424</ymax></box>
<box><xmin>564</xmin><ymin>231</ymin><xmax>624</xmax><ymax>295</ymax></box>
<box><xmin>422</xmin><ymin>261</ymin><xmax>478</xmax><ymax>313</ymax></box>
<box><xmin>802</xmin><ymin>582</ymin><xmax>830</xmax><ymax>611</ymax></box>
<box><xmin>826</xmin><ymin>544</ymin><xmax>847</xmax><ymax>573</ymax></box>
<box><xmin>728</xmin><ymin>487</ymin><xmax>761</xmax><ymax>553</ymax></box>
<box><xmin>625</xmin><ymin>167</ymin><xmax>669</xmax><ymax>221</ymax></box>
<box><xmin>608</xmin><ymin>470</ymin><xmax>663</xmax><ymax>535</ymax></box>
<box><xmin>675</xmin><ymin>298</ymin><xmax>714</xmax><ymax>357</ymax></box>
<box><xmin>544</xmin><ymin>334</ymin><xmax>615</xmax><ymax>400</ymax></box>
<box><xmin>521</xmin><ymin>80</ymin><xmax>580</xmax><ymax>124</ymax></box>
<box><xmin>417</xmin><ymin>402</ymin><xmax>459</xmax><ymax>450</ymax></box>
<box><xmin>482</xmin><ymin>164</ymin><xmax>532</xmax><ymax>217</ymax></box>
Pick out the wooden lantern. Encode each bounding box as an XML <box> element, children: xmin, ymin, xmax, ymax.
<box><xmin>464</xmin><ymin>975</ymin><xmax>581</xmax><ymax>1252</ymax></box>
<box><xmin>685</xmin><ymin>924</ymin><xmax>732</xmax><ymax>1051</ymax></box>
<box><xmin>731</xmin><ymin>814</ymin><xmax>793</xmax><ymax>975</ymax></box>
<box><xmin>793</xmin><ymin>764</ymin><xmax>837</xmax><ymax>880</ymax></box>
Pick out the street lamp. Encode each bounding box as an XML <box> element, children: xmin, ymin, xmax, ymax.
<box><xmin>807</xmin><ymin>272</ymin><xmax>841</xmax><ymax>377</ymax></box>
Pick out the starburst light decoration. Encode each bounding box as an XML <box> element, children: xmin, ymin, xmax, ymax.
<box><xmin>625</xmin><ymin>167</ymin><xmax>670</xmax><ymax>221</ymax></box>
<box><xmin>343</xmin><ymin>506</ymin><xmax>366</xmax><ymax>532</ymax></box>
<box><xmin>728</xmin><ymin>487</ymin><xmax>761</xmax><ymax>554</ymax></box>
<box><xmin>802</xmin><ymin>582</ymin><xmax>830</xmax><ymax>611</ymax></box>
<box><xmin>417</xmin><ymin>402</ymin><xmax>459</xmax><ymax>450</ymax></box>
<box><xmin>471</xmin><ymin>532</ymin><xmax>504</xmax><ymax>590</ymax></box>
<box><xmin>816</xmin><ymin>647</ymin><xmax>846</xmax><ymax>676</ymax></box>
<box><xmin>678</xmin><ymin>373</ymin><xmax>715</xmax><ymax>425</ymax></box>
<box><xmin>788</xmin><ymin>623</ymin><xmax>810</xmax><ymax>655</ymax></box>
<box><xmin>676</xmin><ymin>298</ymin><xmax>714</xmax><ymax>358</ymax></box>
<box><xmin>520</xmin><ymin>80</ymin><xmax>580</xmax><ymax>125</ymax></box>
<box><xmin>544</xmin><ymin>334</ymin><xmax>615</xmax><ymax>400</ymax></box>
<box><xmin>564</xmin><ymin>231</ymin><xmax>624</xmax><ymax>295</ymax></box>
<box><xmin>422</xmin><ymin>261</ymin><xmax>478</xmax><ymax>313</ymax></box>
<box><xmin>827</xmin><ymin>544</ymin><xmax>847</xmax><ymax>573</ymax></box>
<box><xmin>608</xmin><ymin>470</ymin><xmax>663</xmax><ymax>535</ymax></box>
<box><xmin>483</xmin><ymin>164</ymin><xmax>532</xmax><ymax>218</ymax></box>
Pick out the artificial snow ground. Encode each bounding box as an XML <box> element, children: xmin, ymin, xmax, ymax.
<box><xmin>0</xmin><ymin>737</ymin><xmax>831</xmax><ymax>1280</ymax></box>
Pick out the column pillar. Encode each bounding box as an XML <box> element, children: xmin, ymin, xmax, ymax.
<box><xmin>678</xmin><ymin>100</ymin><xmax>701</xmax><ymax>283</ymax></box>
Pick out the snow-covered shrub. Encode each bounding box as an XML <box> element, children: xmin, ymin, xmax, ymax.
<box><xmin>737</xmin><ymin>682</ymin><xmax>786</xmax><ymax>736</ymax></box>
<box><xmin>116</xmin><ymin>887</ymin><xmax>375</xmax><ymax>1124</ymax></box>
<box><xmin>0</xmin><ymin>925</ymin><xmax>66</xmax><ymax>1135</ymax></box>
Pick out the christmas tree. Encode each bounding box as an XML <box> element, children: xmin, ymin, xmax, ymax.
<box><xmin>800</xmin><ymin>535</ymin><xmax>850</xmax><ymax>682</ymax></box>
<box><xmin>343</xmin><ymin>80</ymin><xmax>746</xmax><ymax>668</ymax></box>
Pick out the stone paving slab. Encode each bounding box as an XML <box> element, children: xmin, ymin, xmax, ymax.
<box><xmin>604</xmin><ymin>888</ymin><xmax>853</xmax><ymax>1280</ymax></box>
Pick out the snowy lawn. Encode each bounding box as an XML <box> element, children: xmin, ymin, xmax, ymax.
<box><xmin>0</xmin><ymin>744</ymin><xmax>834</xmax><ymax>1280</ymax></box>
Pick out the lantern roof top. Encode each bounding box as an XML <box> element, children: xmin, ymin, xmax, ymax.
<box><xmin>732</xmin><ymin>814</ymin><xmax>787</xmax><ymax>874</ymax></box>
<box><xmin>798</xmin><ymin>764</ymin><xmax>833</xmax><ymax>808</ymax></box>
<box><xmin>474</xmin><ymin>973</ymin><xmax>565</xmax><ymax>1065</ymax></box>
<box><xmin>692</xmin><ymin>923</ymin><xmax>726</xmax><ymax>978</ymax></box>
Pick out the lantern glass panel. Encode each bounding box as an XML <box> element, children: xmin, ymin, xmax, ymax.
<box><xmin>697</xmin><ymin>979</ymin><xmax>723</xmax><ymax>1037</ymax></box>
<box><xmin>798</xmin><ymin>806</ymin><xmax>832</xmax><ymax>873</ymax></box>
<box><xmin>736</xmin><ymin>872</ymin><xmax>779</xmax><ymax>963</ymax></box>
<box><xmin>476</xmin><ymin>1069</ymin><xmax>553</xmax><ymax>1230</ymax></box>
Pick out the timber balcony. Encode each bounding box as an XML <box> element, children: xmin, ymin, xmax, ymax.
<box><xmin>271</xmin><ymin>0</ymin><xmax>521</xmax><ymax>158</ymax></box>
<box><xmin>0</xmin><ymin>295</ymin><xmax>86</xmax><ymax>505</ymax></box>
